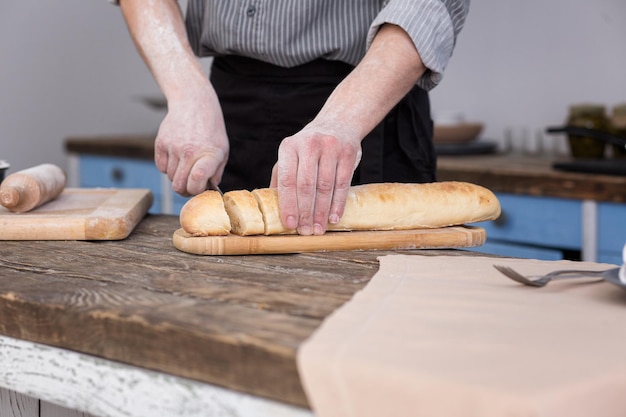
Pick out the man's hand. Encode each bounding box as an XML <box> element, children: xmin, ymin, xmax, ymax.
<box><xmin>271</xmin><ymin>24</ymin><xmax>427</xmax><ymax>235</ymax></box>
<box><xmin>119</xmin><ymin>0</ymin><xmax>227</xmax><ymax>196</ymax></box>
<box><xmin>155</xmin><ymin>93</ymin><xmax>229</xmax><ymax>196</ymax></box>
<box><xmin>271</xmin><ymin>125</ymin><xmax>362</xmax><ymax>236</ymax></box>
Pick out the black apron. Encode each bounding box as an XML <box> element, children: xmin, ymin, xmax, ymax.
<box><xmin>210</xmin><ymin>55</ymin><xmax>436</xmax><ymax>192</ymax></box>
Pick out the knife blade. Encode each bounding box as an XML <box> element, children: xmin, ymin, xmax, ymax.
<box><xmin>206</xmin><ymin>179</ymin><xmax>224</xmax><ymax>195</ymax></box>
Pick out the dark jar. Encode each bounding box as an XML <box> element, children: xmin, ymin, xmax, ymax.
<box><xmin>566</xmin><ymin>104</ymin><xmax>609</xmax><ymax>159</ymax></box>
<box><xmin>610</xmin><ymin>104</ymin><xmax>626</xmax><ymax>159</ymax></box>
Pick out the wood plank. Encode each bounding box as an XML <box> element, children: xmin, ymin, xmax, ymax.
<box><xmin>0</xmin><ymin>388</ymin><xmax>38</xmax><ymax>417</ymax></box>
<box><xmin>0</xmin><ymin>189</ymin><xmax>153</xmax><ymax>240</ymax></box>
<box><xmin>1</xmin><ymin>335</ymin><xmax>311</xmax><ymax>417</ymax></box>
<box><xmin>172</xmin><ymin>226</ymin><xmax>486</xmax><ymax>255</ymax></box>
<box><xmin>0</xmin><ymin>216</ymin><xmax>367</xmax><ymax>407</ymax></box>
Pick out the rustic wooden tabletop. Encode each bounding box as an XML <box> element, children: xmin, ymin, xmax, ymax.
<box><xmin>0</xmin><ymin>215</ymin><xmax>484</xmax><ymax>408</ymax></box>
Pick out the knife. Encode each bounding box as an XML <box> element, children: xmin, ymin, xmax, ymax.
<box><xmin>206</xmin><ymin>179</ymin><xmax>224</xmax><ymax>195</ymax></box>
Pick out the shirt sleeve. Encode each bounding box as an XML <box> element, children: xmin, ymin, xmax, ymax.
<box><xmin>367</xmin><ymin>0</ymin><xmax>470</xmax><ymax>91</ymax></box>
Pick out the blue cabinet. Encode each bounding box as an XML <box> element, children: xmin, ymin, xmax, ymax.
<box><xmin>467</xmin><ymin>192</ymin><xmax>625</xmax><ymax>263</ymax></box>
<box><xmin>597</xmin><ymin>202</ymin><xmax>626</xmax><ymax>264</ymax></box>
<box><xmin>75</xmin><ymin>155</ymin><xmax>190</xmax><ymax>214</ymax></box>
<box><xmin>479</xmin><ymin>194</ymin><xmax>582</xmax><ymax>250</ymax></box>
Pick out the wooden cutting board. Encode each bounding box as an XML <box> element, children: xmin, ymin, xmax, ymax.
<box><xmin>0</xmin><ymin>188</ymin><xmax>153</xmax><ymax>240</ymax></box>
<box><xmin>173</xmin><ymin>226</ymin><xmax>486</xmax><ymax>255</ymax></box>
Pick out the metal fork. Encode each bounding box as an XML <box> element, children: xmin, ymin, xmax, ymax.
<box><xmin>493</xmin><ymin>264</ymin><xmax>607</xmax><ymax>287</ymax></box>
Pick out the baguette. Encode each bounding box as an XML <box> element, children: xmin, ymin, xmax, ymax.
<box><xmin>179</xmin><ymin>182</ymin><xmax>501</xmax><ymax>236</ymax></box>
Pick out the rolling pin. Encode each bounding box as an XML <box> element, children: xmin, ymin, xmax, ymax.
<box><xmin>0</xmin><ymin>163</ymin><xmax>67</xmax><ymax>212</ymax></box>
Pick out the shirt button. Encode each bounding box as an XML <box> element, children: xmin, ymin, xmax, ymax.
<box><xmin>246</xmin><ymin>5</ymin><xmax>256</xmax><ymax>17</ymax></box>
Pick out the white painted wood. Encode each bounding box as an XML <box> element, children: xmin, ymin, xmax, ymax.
<box><xmin>0</xmin><ymin>387</ymin><xmax>39</xmax><ymax>417</ymax></box>
<box><xmin>41</xmin><ymin>400</ymin><xmax>97</xmax><ymax>417</ymax></box>
<box><xmin>0</xmin><ymin>335</ymin><xmax>312</xmax><ymax>417</ymax></box>
<box><xmin>581</xmin><ymin>200</ymin><xmax>598</xmax><ymax>262</ymax></box>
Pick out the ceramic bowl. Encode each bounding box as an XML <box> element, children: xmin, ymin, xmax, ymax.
<box><xmin>433</xmin><ymin>123</ymin><xmax>484</xmax><ymax>145</ymax></box>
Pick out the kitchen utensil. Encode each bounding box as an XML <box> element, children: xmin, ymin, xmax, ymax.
<box><xmin>493</xmin><ymin>264</ymin><xmax>619</xmax><ymax>288</ymax></box>
<box><xmin>603</xmin><ymin>267</ymin><xmax>626</xmax><ymax>290</ymax></box>
<box><xmin>206</xmin><ymin>179</ymin><xmax>223</xmax><ymax>195</ymax></box>
<box><xmin>552</xmin><ymin>159</ymin><xmax>626</xmax><ymax>176</ymax></box>
<box><xmin>547</xmin><ymin>126</ymin><xmax>626</xmax><ymax>175</ymax></box>
<box><xmin>546</xmin><ymin>126</ymin><xmax>626</xmax><ymax>150</ymax></box>
<box><xmin>433</xmin><ymin>123</ymin><xmax>484</xmax><ymax>144</ymax></box>
<box><xmin>173</xmin><ymin>225</ymin><xmax>485</xmax><ymax>255</ymax></box>
<box><xmin>0</xmin><ymin>188</ymin><xmax>153</xmax><ymax>240</ymax></box>
<box><xmin>0</xmin><ymin>160</ymin><xmax>9</xmax><ymax>182</ymax></box>
<box><xmin>0</xmin><ymin>163</ymin><xmax>67</xmax><ymax>212</ymax></box>
<box><xmin>435</xmin><ymin>141</ymin><xmax>497</xmax><ymax>156</ymax></box>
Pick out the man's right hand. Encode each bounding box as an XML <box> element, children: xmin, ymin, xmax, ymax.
<box><xmin>119</xmin><ymin>0</ymin><xmax>228</xmax><ymax>196</ymax></box>
<box><xmin>155</xmin><ymin>92</ymin><xmax>229</xmax><ymax>197</ymax></box>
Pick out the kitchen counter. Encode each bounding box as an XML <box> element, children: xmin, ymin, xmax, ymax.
<box><xmin>437</xmin><ymin>154</ymin><xmax>626</xmax><ymax>203</ymax></box>
<box><xmin>438</xmin><ymin>154</ymin><xmax>626</xmax><ymax>263</ymax></box>
<box><xmin>66</xmin><ymin>135</ymin><xmax>155</xmax><ymax>160</ymax></box>
<box><xmin>0</xmin><ymin>215</ymin><xmax>484</xmax><ymax>416</ymax></box>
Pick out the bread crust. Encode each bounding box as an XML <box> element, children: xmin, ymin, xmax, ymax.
<box><xmin>179</xmin><ymin>182</ymin><xmax>501</xmax><ymax>236</ymax></box>
<box><xmin>329</xmin><ymin>182</ymin><xmax>501</xmax><ymax>231</ymax></box>
<box><xmin>179</xmin><ymin>190</ymin><xmax>231</xmax><ymax>236</ymax></box>
<box><xmin>223</xmin><ymin>190</ymin><xmax>265</xmax><ymax>236</ymax></box>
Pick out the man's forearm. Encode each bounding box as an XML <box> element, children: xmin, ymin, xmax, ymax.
<box><xmin>311</xmin><ymin>24</ymin><xmax>427</xmax><ymax>142</ymax></box>
<box><xmin>118</xmin><ymin>0</ymin><xmax>211</xmax><ymax>102</ymax></box>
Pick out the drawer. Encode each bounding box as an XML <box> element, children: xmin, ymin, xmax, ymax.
<box><xmin>78</xmin><ymin>155</ymin><xmax>161</xmax><ymax>190</ymax></box>
<box><xmin>597</xmin><ymin>202</ymin><xmax>626</xmax><ymax>253</ymax></box>
<box><xmin>464</xmin><ymin>240</ymin><xmax>565</xmax><ymax>261</ymax></box>
<box><xmin>597</xmin><ymin>252</ymin><xmax>623</xmax><ymax>265</ymax></box>
<box><xmin>476</xmin><ymin>193</ymin><xmax>582</xmax><ymax>250</ymax></box>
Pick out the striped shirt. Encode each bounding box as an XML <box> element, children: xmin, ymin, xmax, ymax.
<box><xmin>184</xmin><ymin>0</ymin><xmax>470</xmax><ymax>90</ymax></box>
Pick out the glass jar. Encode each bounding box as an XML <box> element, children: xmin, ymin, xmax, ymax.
<box><xmin>566</xmin><ymin>104</ymin><xmax>609</xmax><ymax>159</ymax></box>
<box><xmin>610</xmin><ymin>103</ymin><xmax>626</xmax><ymax>159</ymax></box>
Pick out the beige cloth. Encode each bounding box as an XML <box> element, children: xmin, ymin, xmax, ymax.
<box><xmin>297</xmin><ymin>254</ymin><xmax>626</xmax><ymax>417</ymax></box>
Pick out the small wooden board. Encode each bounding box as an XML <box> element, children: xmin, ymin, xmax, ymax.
<box><xmin>0</xmin><ymin>188</ymin><xmax>153</xmax><ymax>240</ymax></box>
<box><xmin>173</xmin><ymin>226</ymin><xmax>486</xmax><ymax>255</ymax></box>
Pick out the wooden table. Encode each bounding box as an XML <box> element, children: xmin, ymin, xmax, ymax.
<box><xmin>0</xmin><ymin>215</ymin><xmax>480</xmax><ymax>417</ymax></box>
<box><xmin>437</xmin><ymin>154</ymin><xmax>626</xmax><ymax>203</ymax></box>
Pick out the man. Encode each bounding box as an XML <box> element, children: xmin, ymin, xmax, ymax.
<box><xmin>115</xmin><ymin>0</ymin><xmax>469</xmax><ymax>235</ymax></box>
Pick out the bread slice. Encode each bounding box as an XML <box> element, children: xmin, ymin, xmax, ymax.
<box><xmin>179</xmin><ymin>190</ymin><xmax>231</xmax><ymax>236</ymax></box>
<box><xmin>251</xmin><ymin>188</ymin><xmax>297</xmax><ymax>235</ymax></box>
<box><xmin>223</xmin><ymin>190</ymin><xmax>265</xmax><ymax>236</ymax></box>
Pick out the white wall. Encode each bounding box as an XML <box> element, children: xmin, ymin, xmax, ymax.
<box><xmin>1</xmin><ymin>0</ymin><xmax>625</xmax><ymax>174</ymax></box>
<box><xmin>0</xmin><ymin>0</ymin><xmax>166</xmax><ymax>173</ymax></box>
<box><xmin>431</xmin><ymin>0</ymin><xmax>626</xmax><ymax>150</ymax></box>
